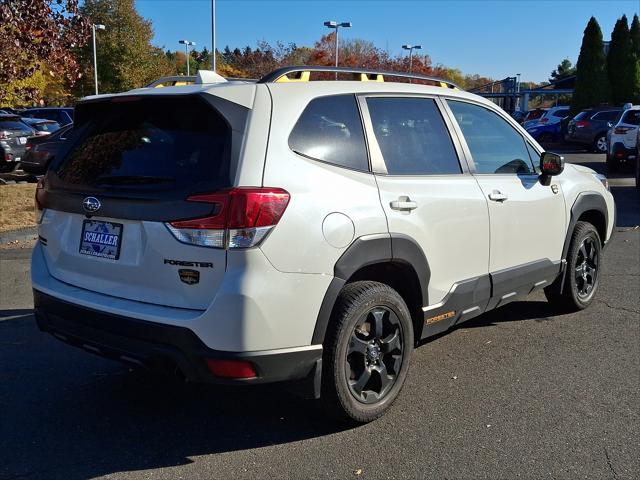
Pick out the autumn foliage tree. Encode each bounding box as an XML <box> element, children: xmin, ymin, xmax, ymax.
<box><xmin>0</xmin><ymin>0</ymin><xmax>91</xmax><ymax>105</ymax></box>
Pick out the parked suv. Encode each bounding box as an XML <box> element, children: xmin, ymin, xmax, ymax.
<box><xmin>0</xmin><ymin>114</ymin><xmax>34</xmax><ymax>172</ymax></box>
<box><xmin>606</xmin><ymin>105</ymin><xmax>639</xmax><ymax>173</ymax></box>
<box><xmin>21</xmin><ymin>107</ymin><xmax>73</xmax><ymax>126</ymax></box>
<box><xmin>566</xmin><ymin>107</ymin><xmax>622</xmax><ymax>152</ymax></box>
<box><xmin>32</xmin><ymin>67</ymin><xmax>616</xmax><ymax>423</ymax></box>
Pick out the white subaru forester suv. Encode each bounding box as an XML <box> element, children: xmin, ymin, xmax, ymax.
<box><xmin>32</xmin><ymin>67</ymin><xmax>616</xmax><ymax>423</ymax></box>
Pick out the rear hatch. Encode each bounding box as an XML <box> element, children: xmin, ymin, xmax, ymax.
<box><xmin>0</xmin><ymin>117</ymin><xmax>33</xmax><ymax>161</ymax></box>
<box><xmin>37</xmin><ymin>93</ymin><xmax>250</xmax><ymax>310</ymax></box>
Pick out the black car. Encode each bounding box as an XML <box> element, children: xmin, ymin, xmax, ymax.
<box><xmin>20</xmin><ymin>123</ymin><xmax>73</xmax><ymax>175</ymax></box>
<box><xmin>0</xmin><ymin>114</ymin><xmax>35</xmax><ymax>172</ymax></box>
<box><xmin>21</xmin><ymin>107</ymin><xmax>74</xmax><ymax>126</ymax></box>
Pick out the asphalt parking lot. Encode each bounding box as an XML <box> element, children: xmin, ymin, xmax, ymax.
<box><xmin>1</xmin><ymin>150</ymin><xmax>638</xmax><ymax>480</ymax></box>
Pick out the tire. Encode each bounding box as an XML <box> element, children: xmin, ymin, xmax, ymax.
<box><xmin>321</xmin><ymin>281</ymin><xmax>413</xmax><ymax>423</ymax></box>
<box><xmin>606</xmin><ymin>153</ymin><xmax>619</xmax><ymax>174</ymax></box>
<box><xmin>544</xmin><ymin>221</ymin><xmax>602</xmax><ymax>312</ymax></box>
<box><xmin>593</xmin><ymin>134</ymin><xmax>607</xmax><ymax>153</ymax></box>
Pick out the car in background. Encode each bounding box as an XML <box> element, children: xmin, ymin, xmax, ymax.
<box><xmin>606</xmin><ymin>105</ymin><xmax>639</xmax><ymax>173</ymax></box>
<box><xmin>510</xmin><ymin>110</ymin><xmax>526</xmax><ymax>124</ymax></box>
<box><xmin>537</xmin><ymin>106</ymin><xmax>570</xmax><ymax>127</ymax></box>
<box><xmin>21</xmin><ymin>107</ymin><xmax>73</xmax><ymax>126</ymax></box>
<box><xmin>565</xmin><ymin>107</ymin><xmax>622</xmax><ymax>153</ymax></box>
<box><xmin>0</xmin><ymin>114</ymin><xmax>35</xmax><ymax>172</ymax></box>
<box><xmin>20</xmin><ymin>124</ymin><xmax>73</xmax><ymax>175</ymax></box>
<box><xmin>525</xmin><ymin>121</ymin><xmax>563</xmax><ymax>144</ymax></box>
<box><xmin>636</xmin><ymin>127</ymin><xmax>640</xmax><ymax>188</ymax></box>
<box><xmin>522</xmin><ymin>108</ymin><xmax>547</xmax><ymax>129</ymax></box>
<box><xmin>21</xmin><ymin>118</ymin><xmax>61</xmax><ymax>136</ymax></box>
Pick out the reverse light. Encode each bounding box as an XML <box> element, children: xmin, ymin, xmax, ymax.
<box><xmin>205</xmin><ymin>359</ymin><xmax>257</xmax><ymax>379</ymax></box>
<box><xmin>166</xmin><ymin>187</ymin><xmax>290</xmax><ymax>249</ymax></box>
<box><xmin>0</xmin><ymin>130</ymin><xmax>10</xmax><ymax>139</ymax></box>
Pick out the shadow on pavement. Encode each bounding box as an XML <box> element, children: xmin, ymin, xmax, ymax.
<box><xmin>0</xmin><ymin>311</ymin><xmax>350</xmax><ymax>480</ymax></box>
<box><xmin>0</xmin><ymin>297</ymin><xmax>572</xmax><ymax>479</ymax></box>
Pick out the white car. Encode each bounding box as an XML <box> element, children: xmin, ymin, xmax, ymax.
<box><xmin>606</xmin><ymin>105</ymin><xmax>639</xmax><ymax>173</ymax></box>
<box><xmin>31</xmin><ymin>67</ymin><xmax>616</xmax><ymax>423</ymax></box>
<box><xmin>536</xmin><ymin>105</ymin><xmax>570</xmax><ymax>126</ymax></box>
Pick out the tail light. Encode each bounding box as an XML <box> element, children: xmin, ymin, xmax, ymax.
<box><xmin>35</xmin><ymin>177</ymin><xmax>45</xmax><ymax>224</ymax></box>
<box><xmin>0</xmin><ymin>130</ymin><xmax>10</xmax><ymax>139</ymax></box>
<box><xmin>575</xmin><ymin>120</ymin><xmax>590</xmax><ymax>128</ymax></box>
<box><xmin>614</xmin><ymin>127</ymin><xmax>631</xmax><ymax>134</ymax></box>
<box><xmin>4</xmin><ymin>151</ymin><xmax>13</xmax><ymax>162</ymax></box>
<box><xmin>166</xmin><ymin>187</ymin><xmax>290</xmax><ymax>249</ymax></box>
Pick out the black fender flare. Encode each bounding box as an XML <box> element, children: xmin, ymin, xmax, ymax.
<box><xmin>561</xmin><ymin>192</ymin><xmax>608</xmax><ymax>260</ymax></box>
<box><xmin>311</xmin><ymin>233</ymin><xmax>430</xmax><ymax>344</ymax></box>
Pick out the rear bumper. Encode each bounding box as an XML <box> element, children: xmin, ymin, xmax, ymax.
<box><xmin>33</xmin><ymin>290</ymin><xmax>322</xmax><ymax>387</ymax></box>
<box><xmin>610</xmin><ymin>142</ymin><xmax>637</xmax><ymax>161</ymax></box>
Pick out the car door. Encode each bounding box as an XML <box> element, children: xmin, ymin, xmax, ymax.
<box><xmin>444</xmin><ymin>99</ymin><xmax>566</xmax><ymax>305</ymax></box>
<box><xmin>360</xmin><ymin>95</ymin><xmax>490</xmax><ymax>327</ymax></box>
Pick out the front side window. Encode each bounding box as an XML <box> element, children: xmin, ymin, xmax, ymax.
<box><xmin>447</xmin><ymin>100</ymin><xmax>534</xmax><ymax>174</ymax></box>
<box><xmin>366</xmin><ymin>97</ymin><xmax>461</xmax><ymax>175</ymax></box>
<box><xmin>289</xmin><ymin>95</ymin><xmax>368</xmax><ymax>171</ymax></box>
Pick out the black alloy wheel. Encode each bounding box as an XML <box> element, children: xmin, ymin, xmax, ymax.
<box><xmin>346</xmin><ymin>306</ymin><xmax>404</xmax><ymax>404</ymax></box>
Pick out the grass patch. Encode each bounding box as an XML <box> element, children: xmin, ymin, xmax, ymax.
<box><xmin>0</xmin><ymin>184</ymin><xmax>36</xmax><ymax>232</ymax></box>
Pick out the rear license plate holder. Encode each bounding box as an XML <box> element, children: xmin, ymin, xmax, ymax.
<box><xmin>79</xmin><ymin>220</ymin><xmax>123</xmax><ymax>260</ymax></box>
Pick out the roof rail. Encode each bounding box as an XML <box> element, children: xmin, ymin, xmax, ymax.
<box><xmin>258</xmin><ymin>66</ymin><xmax>460</xmax><ymax>89</ymax></box>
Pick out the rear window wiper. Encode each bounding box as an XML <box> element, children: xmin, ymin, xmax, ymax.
<box><xmin>95</xmin><ymin>175</ymin><xmax>175</xmax><ymax>185</ymax></box>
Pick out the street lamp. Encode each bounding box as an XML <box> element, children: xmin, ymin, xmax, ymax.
<box><xmin>179</xmin><ymin>39</ymin><xmax>196</xmax><ymax>76</ymax></box>
<box><xmin>211</xmin><ymin>0</ymin><xmax>216</xmax><ymax>71</ymax></box>
<box><xmin>402</xmin><ymin>44</ymin><xmax>422</xmax><ymax>80</ymax></box>
<box><xmin>92</xmin><ymin>24</ymin><xmax>105</xmax><ymax>95</ymax></box>
<box><xmin>324</xmin><ymin>20</ymin><xmax>352</xmax><ymax>78</ymax></box>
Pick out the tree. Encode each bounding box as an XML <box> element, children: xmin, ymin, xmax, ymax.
<box><xmin>607</xmin><ymin>15</ymin><xmax>634</xmax><ymax>104</ymax></box>
<box><xmin>74</xmin><ymin>0</ymin><xmax>172</xmax><ymax>95</ymax></box>
<box><xmin>631</xmin><ymin>14</ymin><xmax>640</xmax><ymax>57</ymax></box>
<box><xmin>572</xmin><ymin>17</ymin><xmax>610</xmax><ymax>112</ymax></box>
<box><xmin>550</xmin><ymin>58</ymin><xmax>576</xmax><ymax>82</ymax></box>
<box><xmin>0</xmin><ymin>0</ymin><xmax>91</xmax><ymax>105</ymax></box>
<box><xmin>629</xmin><ymin>14</ymin><xmax>640</xmax><ymax>102</ymax></box>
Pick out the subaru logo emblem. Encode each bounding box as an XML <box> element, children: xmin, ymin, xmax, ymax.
<box><xmin>82</xmin><ymin>197</ymin><xmax>101</xmax><ymax>213</ymax></box>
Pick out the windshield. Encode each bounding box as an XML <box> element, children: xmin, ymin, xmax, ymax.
<box><xmin>51</xmin><ymin>96</ymin><xmax>232</xmax><ymax>193</ymax></box>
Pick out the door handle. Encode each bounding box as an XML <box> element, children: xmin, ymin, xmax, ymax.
<box><xmin>390</xmin><ymin>196</ymin><xmax>418</xmax><ymax>211</ymax></box>
<box><xmin>488</xmin><ymin>190</ymin><xmax>508</xmax><ymax>202</ymax></box>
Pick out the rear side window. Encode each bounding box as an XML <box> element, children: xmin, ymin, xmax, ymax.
<box><xmin>448</xmin><ymin>100</ymin><xmax>534</xmax><ymax>174</ymax></box>
<box><xmin>0</xmin><ymin>119</ymin><xmax>30</xmax><ymax>131</ymax></box>
<box><xmin>622</xmin><ymin>110</ymin><xmax>640</xmax><ymax>126</ymax></box>
<box><xmin>592</xmin><ymin>111</ymin><xmax>620</xmax><ymax>122</ymax></box>
<box><xmin>366</xmin><ymin>97</ymin><xmax>461</xmax><ymax>175</ymax></box>
<box><xmin>52</xmin><ymin>96</ymin><xmax>232</xmax><ymax>192</ymax></box>
<box><xmin>289</xmin><ymin>95</ymin><xmax>368</xmax><ymax>171</ymax></box>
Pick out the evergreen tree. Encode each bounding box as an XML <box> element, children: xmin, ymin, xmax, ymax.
<box><xmin>572</xmin><ymin>17</ymin><xmax>610</xmax><ymax>112</ymax></box>
<box><xmin>607</xmin><ymin>15</ymin><xmax>634</xmax><ymax>104</ymax></box>
<box><xmin>630</xmin><ymin>14</ymin><xmax>640</xmax><ymax>102</ymax></box>
<box><xmin>631</xmin><ymin>14</ymin><xmax>640</xmax><ymax>57</ymax></box>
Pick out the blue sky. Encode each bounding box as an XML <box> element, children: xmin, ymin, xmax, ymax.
<box><xmin>137</xmin><ymin>0</ymin><xmax>638</xmax><ymax>82</ymax></box>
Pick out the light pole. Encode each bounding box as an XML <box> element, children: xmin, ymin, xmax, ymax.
<box><xmin>402</xmin><ymin>44</ymin><xmax>422</xmax><ymax>81</ymax></box>
<box><xmin>211</xmin><ymin>0</ymin><xmax>216</xmax><ymax>71</ymax></box>
<box><xmin>92</xmin><ymin>24</ymin><xmax>105</xmax><ymax>95</ymax></box>
<box><xmin>179</xmin><ymin>39</ymin><xmax>196</xmax><ymax>76</ymax></box>
<box><xmin>324</xmin><ymin>20</ymin><xmax>351</xmax><ymax>78</ymax></box>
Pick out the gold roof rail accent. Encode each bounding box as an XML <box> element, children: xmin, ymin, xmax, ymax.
<box><xmin>275</xmin><ymin>71</ymin><xmax>311</xmax><ymax>82</ymax></box>
<box><xmin>356</xmin><ymin>73</ymin><xmax>384</xmax><ymax>82</ymax></box>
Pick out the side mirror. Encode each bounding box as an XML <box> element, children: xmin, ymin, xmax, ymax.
<box><xmin>607</xmin><ymin>121</ymin><xmax>613</xmax><ymax>128</ymax></box>
<box><xmin>540</xmin><ymin>151</ymin><xmax>564</xmax><ymax>176</ymax></box>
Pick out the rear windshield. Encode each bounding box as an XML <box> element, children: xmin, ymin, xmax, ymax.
<box><xmin>0</xmin><ymin>119</ymin><xmax>30</xmax><ymax>131</ymax></box>
<box><xmin>526</xmin><ymin>110</ymin><xmax>545</xmax><ymax>120</ymax></box>
<box><xmin>51</xmin><ymin>96</ymin><xmax>231</xmax><ymax>193</ymax></box>
<box><xmin>33</xmin><ymin>121</ymin><xmax>60</xmax><ymax>132</ymax></box>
